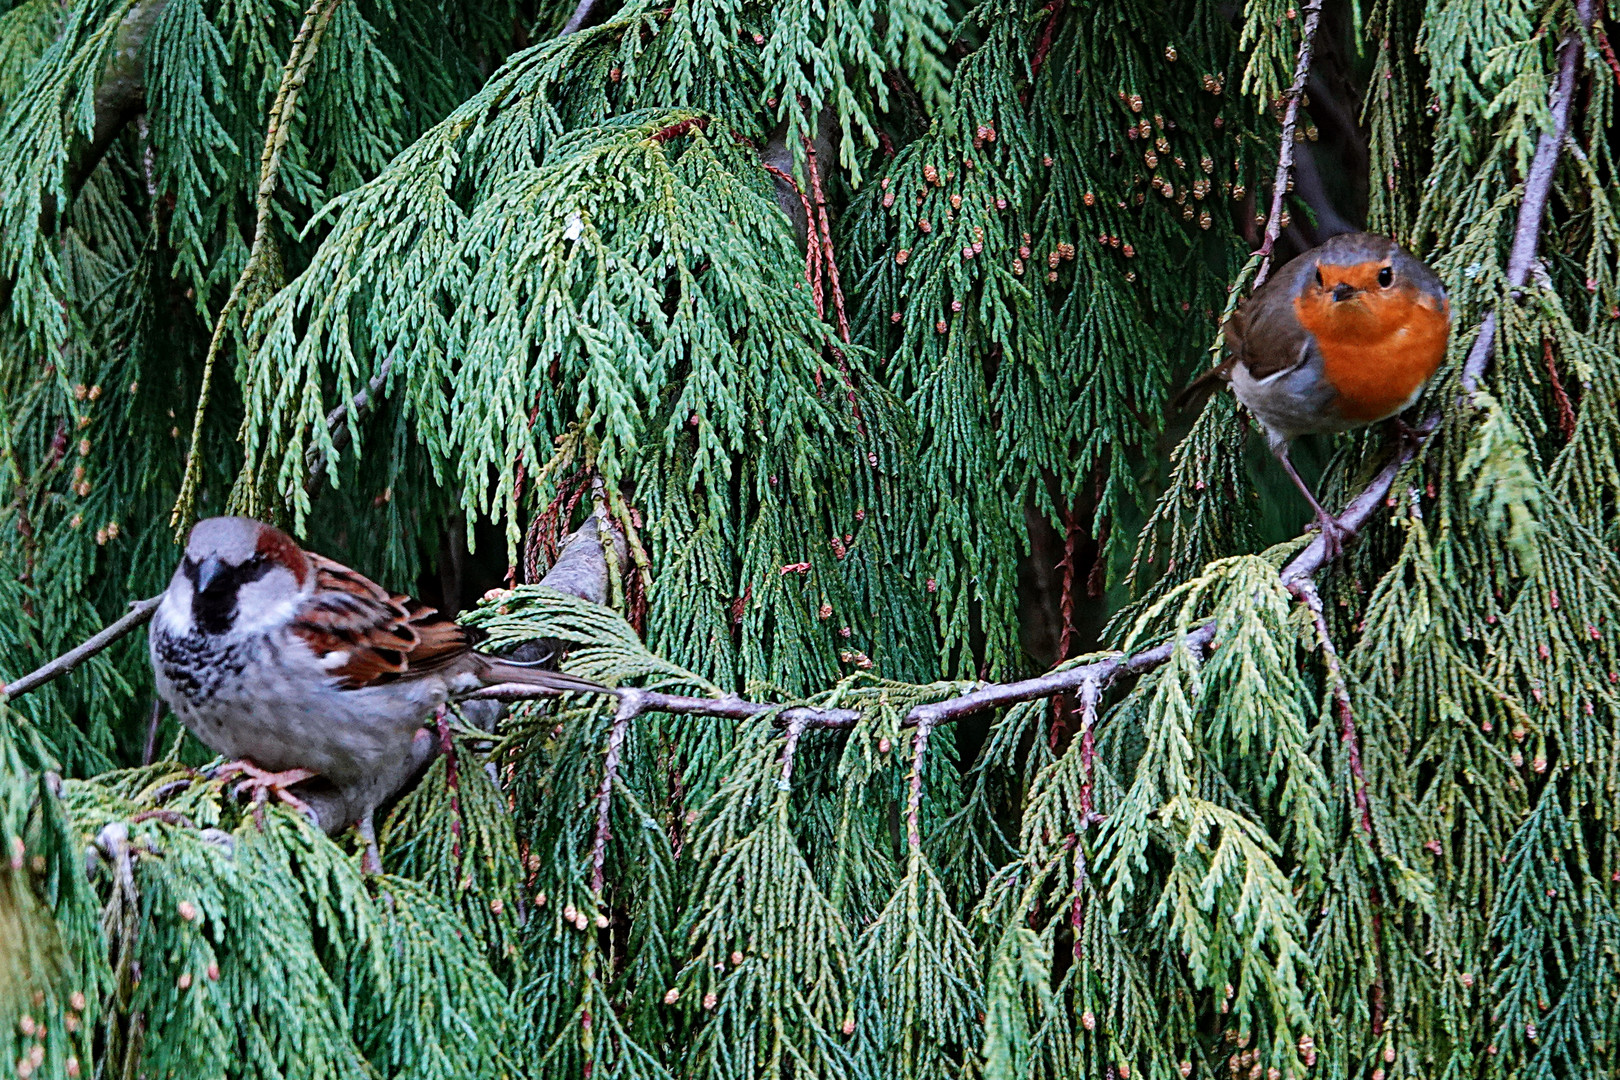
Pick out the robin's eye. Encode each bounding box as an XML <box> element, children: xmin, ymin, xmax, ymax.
<box><xmin>1378</xmin><ymin>266</ymin><xmax>1393</xmax><ymax>288</ymax></box>
<box><xmin>1314</xmin><ymin>268</ymin><xmax>1324</xmax><ymax>288</ymax></box>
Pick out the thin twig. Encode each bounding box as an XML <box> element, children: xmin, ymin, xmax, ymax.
<box><xmin>468</xmin><ymin>621</ymin><xmax>1215</xmax><ymax>732</ymax></box>
<box><xmin>1289</xmin><ymin>578</ymin><xmax>1372</xmax><ymax>835</ymax></box>
<box><xmin>435</xmin><ymin>706</ymin><xmax>463</xmax><ymax>864</ymax></box>
<box><xmin>2</xmin><ymin>597</ymin><xmax>161</xmax><ymax>701</ymax></box>
<box><xmin>1598</xmin><ymin>20</ymin><xmax>1620</xmax><ymax>88</ymax></box>
<box><xmin>1029</xmin><ymin>0</ymin><xmax>1064</xmax><ymax>80</ymax></box>
<box><xmin>306</xmin><ymin>355</ymin><xmax>394</xmax><ymax>494</ymax></box>
<box><xmin>777</xmin><ymin>715</ymin><xmax>809</xmax><ymax>789</ymax></box>
<box><xmin>761</xmin><ymin>161</ymin><xmax>819</xmax><ymax>294</ymax></box>
<box><xmin>649</xmin><ymin>116</ymin><xmax>709</xmax><ymax>144</ymax></box>
<box><xmin>1252</xmin><ymin>0</ymin><xmax>1324</xmax><ymax>290</ymax></box>
<box><xmin>464</xmin><ymin>682</ymin><xmax>862</xmax><ymax>729</ymax></box>
<box><xmin>590</xmin><ymin>691</ymin><xmax>641</xmax><ymax>895</ymax></box>
<box><xmin>141</xmin><ymin>698</ymin><xmax>163</xmax><ymax>766</ymax></box>
<box><xmin>1070</xmin><ymin>675</ymin><xmax>1100</xmax><ymax>961</ymax></box>
<box><xmin>1460</xmin><ymin>0</ymin><xmax>1594</xmax><ymax>395</ymax></box>
<box><xmin>1543</xmin><ymin>337</ymin><xmax>1577</xmax><ymax>441</ymax></box>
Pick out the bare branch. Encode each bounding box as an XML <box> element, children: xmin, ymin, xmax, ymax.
<box><xmin>464</xmin><ymin>682</ymin><xmax>861</xmax><ymax>729</ymax></box>
<box><xmin>1252</xmin><ymin>0</ymin><xmax>1324</xmax><ymax>290</ymax></box>
<box><xmin>560</xmin><ymin>0</ymin><xmax>601</xmax><ymax>36</ymax></box>
<box><xmin>305</xmin><ymin>355</ymin><xmax>394</xmax><ymax>494</ymax></box>
<box><xmin>1460</xmin><ymin>0</ymin><xmax>1595</xmax><ymax>394</ymax></box>
<box><xmin>2</xmin><ymin>597</ymin><xmax>161</xmax><ymax>701</ymax></box>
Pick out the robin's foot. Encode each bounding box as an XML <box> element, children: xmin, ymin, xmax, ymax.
<box><xmin>1273</xmin><ymin>443</ymin><xmax>1352</xmax><ymax>561</ymax></box>
<box><xmin>213</xmin><ymin>761</ymin><xmax>319</xmax><ymax>823</ymax></box>
<box><xmin>1311</xmin><ymin>512</ymin><xmax>1349</xmax><ymax>559</ymax></box>
<box><xmin>1386</xmin><ymin>416</ymin><xmax>1434</xmax><ymax>454</ymax></box>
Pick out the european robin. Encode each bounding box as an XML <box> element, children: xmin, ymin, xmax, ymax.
<box><xmin>1177</xmin><ymin>232</ymin><xmax>1452</xmax><ymax>555</ymax></box>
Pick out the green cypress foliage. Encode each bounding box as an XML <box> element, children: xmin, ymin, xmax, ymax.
<box><xmin>2</xmin><ymin>0</ymin><xmax>1617</xmax><ymax>1078</ymax></box>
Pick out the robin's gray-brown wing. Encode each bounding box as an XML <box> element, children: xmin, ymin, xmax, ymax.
<box><xmin>1173</xmin><ymin>257</ymin><xmax>1317</xmax><ymax>411</ymax></box>
<box><xmin>1228</xmin><ymin>268</ymin><xmax>1318</xmax><ymax>381</ymax></box>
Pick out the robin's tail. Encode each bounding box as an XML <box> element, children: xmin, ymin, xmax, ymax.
<box><xmin>1170</xmin><ymin>357</ymin><xmax>1235</xmax><ymax>413</ymax></box>
<box><xmin>479</xmin><ymin>659</ymin><xmax>610</xmax><ymax>696</ymax></box>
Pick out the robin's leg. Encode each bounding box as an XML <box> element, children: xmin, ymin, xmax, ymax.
<box><xmin>1271</xmin><ymin>444</ymin><xmax>1348</xmax><ymax>559</ymax></box>
<box><xmin>213</xmin><ymin>760</ymin><xmax>319</xmax><ymax>823</ymax></box>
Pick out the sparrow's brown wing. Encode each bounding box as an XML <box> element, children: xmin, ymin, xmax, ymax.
<box><xmin>290</xmin><ymin>554</ymin><xmax>478</xmax><ymax>690</ymax></box>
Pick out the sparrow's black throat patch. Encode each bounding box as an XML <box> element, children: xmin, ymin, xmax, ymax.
<box><xmin>184</xmin><ymin>554</ymin><xmax>274</xmax><ymax>635</ymax></box>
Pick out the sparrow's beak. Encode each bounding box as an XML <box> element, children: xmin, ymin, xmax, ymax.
<box><xmin>1331</xmin><ymin>282</ymin><xmax>1358</xmax><ymax>302</ymax></box>
<box><xmin>194</xmin><ymin>556</ymin><xmax>227</xmax><ymax>594</ymax></box>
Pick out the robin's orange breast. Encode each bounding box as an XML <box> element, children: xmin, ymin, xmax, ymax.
<box><xmin>1293</xmin><ymin>288</ymin><xmax>1451</xmax><ymax>423</ymax></box>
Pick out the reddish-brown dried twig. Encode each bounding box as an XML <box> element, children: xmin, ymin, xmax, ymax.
<box><xmin>1597</xmin><ymin>20</ymin><xmax>1620</xmax><ymax>88</ymax></box>
<box><xmin>761</xmin><ymin>162</ymin><xmax>820</xmax><ymax>297</ymax></box>
<box><xmin>1030</xmin><ymin>0</ymin><xmax>1064</xmax><ymax>80</ymax></box>
<box><xmin>649</xmin><ymin>115</ymin><xmax>709</xmax><ymax>144</ymax></box>
<box><xmin>1543</xmin><ymin>338</ymin><xmax>1577</xmax><ymax>441</ymax></box>
<box><xmin>802</xmin><ymin>136</ymin><xmax>850</xmax><ymax>344</ymax></box>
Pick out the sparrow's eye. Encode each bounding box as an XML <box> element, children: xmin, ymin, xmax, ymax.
<box><xmin>1314</xmin><ymin>268</ymin><xmax>1324</xmax><ymax>288</ymax></box>
<box><xmin>1377</xmin><ymin>266</ymin><xmax>1393</xmax><ymax>288</ymax></box>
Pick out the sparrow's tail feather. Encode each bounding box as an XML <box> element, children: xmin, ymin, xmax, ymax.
<box><xmin>480</xmin><ymin>660</ymin><xmax>610</xmax><ymax>696</ymax></box>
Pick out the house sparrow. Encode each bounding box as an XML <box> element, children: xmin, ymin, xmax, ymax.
<box><xmin>149</xmin><ymin>516</ymin><xmax>607</xmax><ymax>870</ymax></box>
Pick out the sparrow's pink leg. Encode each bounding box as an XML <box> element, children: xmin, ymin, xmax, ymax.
<box><xmin>213</xmin><ymin>760</ymin><xmax>318</xmax><ymax>819</ymax></box>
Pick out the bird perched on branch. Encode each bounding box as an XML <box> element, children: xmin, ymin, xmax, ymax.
<box><xmin>1176</xmin><ymin>232</ymin><xmax>1452</xmax><ymax>555</ymax></box>
<box><xmin>149</xmin><ymin>516</ymin><xmax>607</xmax><ymax>870</ymax></box>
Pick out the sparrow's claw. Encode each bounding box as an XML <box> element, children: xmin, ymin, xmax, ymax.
<box><xmin>214</xmin><ymin>761</ymin><xmax>319</xmax><ymax>824</ymax></box>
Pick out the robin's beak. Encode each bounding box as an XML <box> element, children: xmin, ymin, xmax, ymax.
<box><xmin>1331</xmin><ymin>282</ymin><xmax>1358</xmax><ymax>302</ymax></box>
